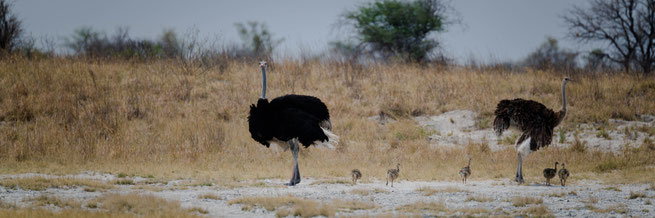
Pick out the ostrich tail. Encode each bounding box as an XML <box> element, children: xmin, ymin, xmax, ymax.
<box><xmin>319</xmin><ymin>120</ymin><xmax>332</xmax><ymax>130</ymax></box>
<box><xmin>313</xmin><ymin>127</ymin><xmax>339</xmax><ymax>149</ymax></box>
<box><xmin>493</xmin><ymin>116</ymin><xmax>509</xmax><ymax>137</ymax></box>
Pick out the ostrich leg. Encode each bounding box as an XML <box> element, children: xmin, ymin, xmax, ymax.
<box><xmin>515</xmin><ymin>153</ymin><xmax>524</xmax><ymax>184</ymax></box>
<box><xmin>292</xmin><ymin>139</ymin><xmax>301</xmax><ymax>185</ymax></box>
<box><xmin>285</xmin><ymin>139</ymin><xmax>301</xmax><ymax>186</ymax></box>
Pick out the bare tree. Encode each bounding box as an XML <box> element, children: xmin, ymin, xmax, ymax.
<box><xmin>0</xmin><ymin>0</ymin><xmax>22</xmax><ymax>53</ymax></box>
<box><xmin>564</xmin><ymin>0</ymin><xmax>655</xmax><ymax>74</ymax></box>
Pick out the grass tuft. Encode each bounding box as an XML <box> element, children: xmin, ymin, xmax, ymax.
<box><xmin>198</xmin><ymin>193</ymin><xmax>221</xmax><ymax>200</ymax></box>
<box><xmin>113</xmin><ymin>179</ymin><xmax>134</xmax><ymax>185</ymax></box>
<box><xmin>229</xmin><ymin>195</ymin><xmax>375</xmax><ymax>217</ymax></box>
<box><xmin>98</xmin><ymin>193</ymin><xmax>195</xmax><ymax>216</ymax></box>
<box><xmin>465</xmin><ymin>195</ymin><xmax>493</xmax><ymax>202</ymax></box>
<box><xmin>511</xmin><ymin>196</ymin><xmax>543</xmax><ymax>207</ymax></box>
<box><xmin>397</xmin><ymin>201</ymin><xmax>448</xmax><ymax>214</ymax></box>
<box><xmin>30</xmin><ymin>195</ymin><xmax>80</xmax><ymax>209</ymax></box>
<box><xmin>0</xmin><ymin>177</ymin><xmax>112</xmax><ymax>191</ymax></box>
<box><xmin>188</xmin><ymin>207</ymin><xmax>209</xmax><ymax>214</ymax></box>
<box><xmin>521</xmin><ymin>205</ymin><xmax>553</xmax><ymax>217</ymax></box>
<box><xmin>603</xmin><ymin>186</ymin><xmax>621</xmax><ymax>192</ymax></box>
<box><xmin>350</xmin><ymin>188</ymin><xmax>370</xmax><ymax>196</ymax></box>
<box><xmin>627</xmin><ymin>191</ymin><xmax>646</xmax><ymax>199</ymax></box>
<box><xmin>415</xmin><ymin>186</ymin><xmax>468</xmax><ymax>196</ymax></box>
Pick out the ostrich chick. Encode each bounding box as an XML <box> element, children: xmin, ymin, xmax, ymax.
<box><xmin>459</xmin><ymin>157</ymin><xmax>472</xmax><ymax>184</ymax></box>
<box><xmin>351</xmin><ymin>169</ymin><xmax>362</xmax><ymax>184</ymax></box>
<box><xmin>543</xmin><ymin>162</ymin><xmax>559</xmax><ymax>186</ymax></box>
<box><xmin>386</xmin><ymin>164</ymin><xmax>400</xmax><ymax>187</ymax></box>
<box><xmin>558</xmin><ymin>163</ymin><xmax>570</xmax><ymax>186</ymax></box>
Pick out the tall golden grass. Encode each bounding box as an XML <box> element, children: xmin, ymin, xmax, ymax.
<box><xmin>1</xmin><ymin>56</ymin><xmax>654</xmax><ymax>183</ymax></box>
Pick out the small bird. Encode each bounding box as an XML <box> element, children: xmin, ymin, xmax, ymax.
<box><xmin>459</xmin><ymin>157</ymin><xmax>472</xmax><ymax>184</ymax></box>
<box><xmin>351</xmin><ymin>169</ymin><xmax>362</xmax><ymax>185</ymax></box>
<box><xmin>543</xmin><ymin>162</ymin><xmax>559</xmax><ymax>186</ymax></box>
<box><xmin>386</xmin><ymin>163</ymin><xmax>400</xmax><ymax>187</ymax></box>
<box><xmin>558</xmin><ymin>163</ymin><xmax>570</xmax><ymax>186</ymax></box>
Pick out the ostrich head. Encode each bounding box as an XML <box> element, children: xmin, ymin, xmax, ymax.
<box><xmin>563</xmin><ymin>77</ymin><xmax>573</xmax><ymax>84</ymax></box>
<box><xmin>260</xmin><ymin>61</ymin><xmax>268</xmax><ymax>69</ymax></box>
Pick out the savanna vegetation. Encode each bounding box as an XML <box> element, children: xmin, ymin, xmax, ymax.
<box><xmin>1</xmin><ymin>56</ymin><xmax>654</xmax><ymax>184</ymax></box>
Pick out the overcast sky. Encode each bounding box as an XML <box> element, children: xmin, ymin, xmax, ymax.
<box><xmin>13</xmin><ymin>0</ymin><xmax>590</xmax><ymax>63</ymax></box>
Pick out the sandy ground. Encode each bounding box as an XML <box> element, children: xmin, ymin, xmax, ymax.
<box><xmin>411</xmin><ymin>110</ymin><xmax>655</xmax><ymax>152</ymax></box>
<box><xmin>0</xmin><ymin>172</ymin><xmax>654</xmax><ymax>217</ymax></box>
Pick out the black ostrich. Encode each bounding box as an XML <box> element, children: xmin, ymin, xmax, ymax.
<box><xmin>248</xmin><ymin>61</ymin><xmax>338</xmax><ymax>186</ymax></box>
<box><xmin>493</xmin><ymin>77</ymin><xmax>572</xmax><ymax>184</ymax></box>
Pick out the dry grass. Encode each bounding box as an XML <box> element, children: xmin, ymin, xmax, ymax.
<box><xmin>372</xmin><ymin>188</ymin><xmax>390</xmax><ymax>194</ymax></box>
<box><xmin>197</xmin><ymin>193</ymin><xmax>221</xmax><ymax>200</ymax></box>
<box><xmin>397</xmin><ymin>201</ymin><xmax>448</xmax><ymax>214</ymax></box>
<box><xmin>454</xmin><ymin>207</ymin><xmax>491</xmax><ymax>216</ymax></box>
<box><xmin>510</xmin><ymin>196</ymin><xmax>543</xmax><ymax>207</ymax></box>
<box><xmin>350</xmin><ymin>188</ymin><xmax>371</xmax><ymax>196</ymax></box>
<box><xmin>603</xmin><ymin>186</ymin><xmax>621</xmax><ymax>192</ymax></box>
<box><xmin>187</xmin><ymin>207</ymin><xmax>208</xmax><ymax>214</ymax></box>
<box><xmin>0</xmin><ymin>57</ymin><xmax>654</xmax><ymax>183</ymax></box>
<box><xmin>590</xmin><ymin>203</ymin><xmax>628</xmax><ymax>214</ymax></box>
<box><xmin>0</xmin><ymin>176</ymin><xmax>112</xmax><ymax>191</ymax></box>
<box><xmin>521</xmin><ymin>205</ymin><xmax>553</xmax><ymax>217</ymax></box>
<box><xmin>309</xmin><ymin>179</ymin><xmax>350</xmax><ymax>185</ymax></box>
<box><xmin>332</xmin><ymin>199</ymin><xmax>377</xmax><ymax>211</ymax></box>
<box><xmin>397</xmin><ymin>201</ymin><xmax>490</xmax><ymax>216</ymax></box>
<box><xmin>628</xmin><ymin>191</ymin><xmax>647</xmax><ymax>199</ymax></box>
<box><xmin>0</xmin><ymin>200</ymin><xmax>16</xmax><ymax>210</ymax></box>
<box><xmin>415</xmin><ymin>186</ymin><xmax>468</xmax><ymax>196</ymax></box>
<box><xmin>228</xmin><ymin>195</ymin><xmax>375</xmax><ymax>217</ymax></box>
<box><xmin>113</xmin><ymin>179</ymin><xmax>134</xmax><ymax>185</ymax></box>
<box><xmin>0</xmin><ymin>208</ymin><xmax>199</xmax><ymax>218</ymax></box>
<box><xmin>544</xmin><ymin>192</ymin><xmax>566</xmax><ymax>197</ymax></box>
<box><xmin>0</xmin><ymin>209</ymin><xmax>138</xmax><ymax>218</ymax></box>
<box><xmin>465</xmin><ymin>195</ymin><xmax>493</xmax><ymax>202</ymax></box>
<box><xmin>0</xmin><ymin>193</ymin><xmax>199</xmax><ymax>218</ymax></box>
<box><xmin>228</xmin><ymin>196</ymin><xmax>319</xmax><ymax>212</ymax></box>
<box><xmin>581</xmin><ymin>196</ymin><xmax>599</xmax><ymax>204</ymax></box>
<box><xmin>97</xmin><ymin>193</ymin><xmax>196</xmax><ymax>217</ymax></box>
<box><xmin>30</xmin><ymin>195</ymin><xmax>81</xmax><ymax>209</ymax></box>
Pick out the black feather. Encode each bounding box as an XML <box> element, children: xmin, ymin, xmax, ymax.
<box><xmin>493</xmin><ymin>98</ymin><xmax>560</xmax><ymax>151</ymax></box>
<box><xmin>248</xmin><ymin>94</ymin><xmax>332</xmax><ymax>148</ymax></box>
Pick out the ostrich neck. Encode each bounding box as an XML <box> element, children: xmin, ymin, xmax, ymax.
<box><xmin>261</xmin><ymin>66</ymin><xmax>267</xmax><ymax>99</ymax></box>
<box><xmin>467</xmin><ymin>159</ymin><xmax>471</xmax><ymax>167</ymax></box>
<box><xmin>561</xmin><ymin>81</ymin><xmax>567</xmax><ymax>112</ymax></box>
